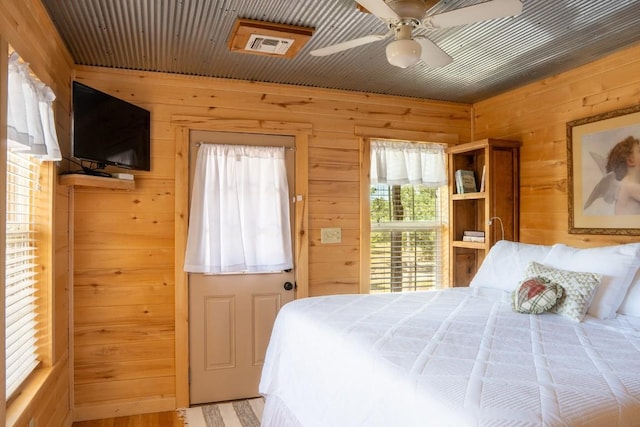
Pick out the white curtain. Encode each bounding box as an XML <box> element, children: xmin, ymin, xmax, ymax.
<box><xmin>7</xmin><ymin>52</ymin><xmax>61</xmax><ymax>161</ymax></box>
<box><xmin>370</xmin><ymin>139</ymin><xmax>447</xmax><ymax>187</ymax></box>
<box><xmin>184</xmin><ymin>144</ymin><xmax>293</xmax><ymax>274</ymax></box>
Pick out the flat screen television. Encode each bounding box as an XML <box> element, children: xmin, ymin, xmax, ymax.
<box><xmin>72</xmin><ymin>81</ymin><xmax>151</xmax><ymax>173</ymax></box>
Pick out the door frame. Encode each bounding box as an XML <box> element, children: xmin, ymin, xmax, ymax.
<box><xmin>172</xmin><ymin>116</ymin><xmax>311</xmax><ymax>407</ymax></box>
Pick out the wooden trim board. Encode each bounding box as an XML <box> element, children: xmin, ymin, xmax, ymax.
<box><xmin>172</xmin><ymin>115</ymin><xmax>311</xmax><ymax>407</ymax></box>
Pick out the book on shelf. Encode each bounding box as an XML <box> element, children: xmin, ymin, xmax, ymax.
<box><xmin>463</xmin><ymin>230</ymin><xmax>485</xmax><ymax>237</ymax></box>
<box><xmin>462</xmin><ymin>235</ymin><xmax>485</xmax><ymax>243</ymax></box>
<box><xmin>479</xmin><ymin>164</ymin><xmax>486</xmax><ymax>192</ymax></box>
<box><xmin>454</xmin><ymin>169</ymin><xmax>477</xmax><ymax>193</ymax></box>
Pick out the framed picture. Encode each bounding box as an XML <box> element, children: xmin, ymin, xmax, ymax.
<box><xmin>567</xmin><ymin>104</ymin><xmax>640</xmax><ymax>235</ymax></box>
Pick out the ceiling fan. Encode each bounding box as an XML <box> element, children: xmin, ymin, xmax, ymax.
<box><xmin>310</xmin><ymin>0</ymin><xmax>523</xmax><ymax>68</ymax></box>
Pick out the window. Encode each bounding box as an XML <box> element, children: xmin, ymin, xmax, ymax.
<box><xmin>5</xmin><ymin>49</ymin><xmax>60</xmax><ymax>400</ymax></box>
<box><xmin>5</xmin><ymin>151</ymin><xmax>42</xmax><ymax>398</ymax></box>
<box><xmin>368</xmin><ymin>139</ymin><xmax>447</xmax><ymax>293</ymax></box>
<box><xmin>370</xmin><ymin>184</ymin><xmax>443</xmax><ymax>292</ymax></box>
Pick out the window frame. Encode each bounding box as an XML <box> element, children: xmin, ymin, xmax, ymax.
<box><xmin>1</xmin><ymin>39</ymin><xmax>8</xmax><ymax>408</ymax></box>
<box><xmin>3</xmin><ymin>46</ymin><xmax>54</xmax><ymax>405</ymax></box>
<box><xmin>359</xmin><ymin>135</ymin><xmax>450</xmax><ymax>294</ymax></box>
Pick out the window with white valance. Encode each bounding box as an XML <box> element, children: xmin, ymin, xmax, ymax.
<box><xmin>5</xmin><ymin>50</ymin><xmax>59</xmax><ymax>400</ymax></box>
<box><xmin>184</xmin><ymin>143</ymin><xmax>293</xmax><ymax>274</ymax></box>
<box><xmin>368</xmin><ymin>139</ymin><xmax>447</xmax><ymax>293</ymax></box>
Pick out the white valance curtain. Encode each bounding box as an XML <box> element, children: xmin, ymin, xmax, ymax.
<box><xmin>7</xmin><ymin>52</ymin><xmax>61</xmax><ymax>161</ymax></box>
<box><xmin>184</xmin><ymin>144</ymin><xmax>293</xmax><ymax>274</ymax></box>
<box><xmin>370</xmin><ymin>139</ymin><xmax>447</xmax><ymax>187</ymax></box>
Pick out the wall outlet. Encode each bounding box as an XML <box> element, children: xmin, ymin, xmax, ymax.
<box><xmin>320</xmin><ymin>227</ymin><xmax>342</xmax><ymax>244</ymax></box>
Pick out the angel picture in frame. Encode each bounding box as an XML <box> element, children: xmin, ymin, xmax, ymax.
<box><xmin>568</xmin><ymin>104</ymin><xmax>640</xmax><ymax>235</ymax></box>
<box><xmin>583</xmin><ymin>134</ymin><xmax>640</xmax><ymax>215</ymax></box>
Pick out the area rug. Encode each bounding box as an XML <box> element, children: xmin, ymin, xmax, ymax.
<box><xmin>178</xmin><ymin>397</ymin><xmax>264</xmax><ymax>427</ymax></box>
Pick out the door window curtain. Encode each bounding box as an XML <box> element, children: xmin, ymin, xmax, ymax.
<box><xmin>370</xmin><ymin>139</ymin><xmax>447</xmax><ymax>187</ymax></box>
<box><xmin>7</xmin><ymin>52</ymin><xmax>61</xmax><ymax>161</ymax></box>
<box><xmin>184</xmin><ymin>144</ymin><xmax>293</xmax><ymax>274</ymax></box>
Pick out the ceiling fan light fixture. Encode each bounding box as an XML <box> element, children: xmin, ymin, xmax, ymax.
<box><xmin>386</xmin><ymin>39</ymin><xmax>421</xmax><ymax>68</ymax></box>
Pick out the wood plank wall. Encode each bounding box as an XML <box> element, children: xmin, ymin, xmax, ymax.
<box><xmin>71</xmin><ymin>66</ymin><xmax>472</xmax><ymax>418</ymax></box>
<box><xmin>473</xmin><ymin>43</ymin><xmax>640</xmax><ymax>247</ymax></box>
<box><xmin>0</xmin><ymin>0</ymin><xmax>74</xmax><ymax>426</ymax></box>
<box><xmin>5</xmin><ymin>0</ymin><xmax>640</xmax><ymax>422</ymax></box>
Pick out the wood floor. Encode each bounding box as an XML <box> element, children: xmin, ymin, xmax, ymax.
<box><xmin>71</xmin><ymin>411</ymin><xmax>184</xmax><ymax>427</ymax></box>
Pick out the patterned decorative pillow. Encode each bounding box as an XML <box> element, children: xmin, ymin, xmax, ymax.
<box><xmin>512</xmin><ymin>276</ymin><xmax>564</xmax><ymax>314</ymax></box>
<box><xmin>525</xmin><ymin>261</ymin><xmax>601</xmax><ymax>322</ymax></box>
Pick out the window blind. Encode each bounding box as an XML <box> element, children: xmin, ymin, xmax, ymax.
<box><xmin>5</xmin><ymin>150</ymin><xmax>40</xmax><ymax>399</ymax></box>
<box><xmin>370</xmin><ymin>183</ymin><xmax>443</xmax><ymax>293</ymax></box>
<box><xmin>370</xmin><ymin>228</ymin><xmax>441</xmax><ymax>292</ymax></box>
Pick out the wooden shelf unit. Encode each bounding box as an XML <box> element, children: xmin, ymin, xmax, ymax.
<box><xmin>58</xmin><ymin>173</ymin><xmax>135</xmax><ymax>190</ymax></box>
<box><xmin>447</xmin><ymin>138</ymin><xmax>521</xmax><ymax>287</ymax></box>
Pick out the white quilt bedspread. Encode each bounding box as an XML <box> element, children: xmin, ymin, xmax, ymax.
<box><xmin>259</xmin><ymin>288</ymin><xmax>640</xmax><ymax>426</ymax></box>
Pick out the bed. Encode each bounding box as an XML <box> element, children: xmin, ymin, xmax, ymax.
<box><xmin>259</xmin><ymin>241</ymin><xmax>640</xmax><ymax>426</ymax></box>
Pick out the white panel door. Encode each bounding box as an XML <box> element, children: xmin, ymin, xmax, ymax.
<box><xmin>188</xmin><ymin>130</ymin><xmax>296</xmax><ymax>405</ymax></box>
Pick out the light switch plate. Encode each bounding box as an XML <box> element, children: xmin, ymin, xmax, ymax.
<box><xmin>321</xmin><ymin>227</ymin><xmax>342</xmax><ymax>244</ymax></box>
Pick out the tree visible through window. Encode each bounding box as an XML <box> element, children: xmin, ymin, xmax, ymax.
<box><xmin>370</xmin><ymin>184</ymin><xmax>442</xmax><ymax>292</ymax></box>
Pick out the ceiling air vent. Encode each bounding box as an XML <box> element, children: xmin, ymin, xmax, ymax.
<box><xmin>228</xmin><ymin>19</ymin><xmax>314</xmax><ymax>59</ymax></box>
<box><xmin>245</xmin><ymin>34</ymin><xmax>294</xmax><ymax>55</ymax></box>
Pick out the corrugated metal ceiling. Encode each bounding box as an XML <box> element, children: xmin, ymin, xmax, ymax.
<box><xmin>40</xmin><ymin>0</ymin><xmax>640</xmax><ymax>103</ymax></box>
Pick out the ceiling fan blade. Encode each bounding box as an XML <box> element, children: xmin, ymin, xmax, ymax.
<box><xmin>356</xmin><ymin>0</ymin><xmax>399</xmax><ymax>21</ymax></box>
<box><xmin>429</xmin><ymin>0</ymin><xmax>522</xmax><ymax>29</ymax></box>
<box><xmin>310</xmin><ymin>32</ymin><xmax>391</xmax><ymax>56</ymax></box>
<box><xmin>415</xmin><ymin>37</ymin><xmax>453</xmax><ymax>68</ymax></box>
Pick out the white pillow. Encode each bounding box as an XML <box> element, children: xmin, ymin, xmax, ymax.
<box><xmin>469</xmin><ymin>240</ymin><xmax>552</xmax><ymax>292</ymax></box>
<box><xmin>525</xmin><ymin>261</ymin><xmax>601</xmax><ymax>322</ymax></box>
<box><xmin>618</xmin><ymin>268</ymin><xmax>640</xmax><ymax>316</ymax></box>
<box><xmin>542</xmin><ymin>243</ymin><xmax>640</xmax><ymax>319</ymax></box>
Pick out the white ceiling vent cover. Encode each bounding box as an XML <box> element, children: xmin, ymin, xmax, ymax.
<box><xmin>245</xmin><ymin>34</ymin><xmax>295</xmax><ymax>55</ymax></box>
<box><xmin>228</xmin><ymin>19</ymin><xmax>313</xmax><ymax>59</ymax></box>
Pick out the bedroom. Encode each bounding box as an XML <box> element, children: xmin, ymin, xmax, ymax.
<box><xmin>1</xmin><ymin>0</ymin><xmax>640</xmax><ymax>425</ymax></box>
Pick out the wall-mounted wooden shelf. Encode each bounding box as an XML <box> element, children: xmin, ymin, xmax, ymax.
<box><xmin>58</xmin><ymin>174</ymin><xmax>135</xmax><ymax>190</ymax></box>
